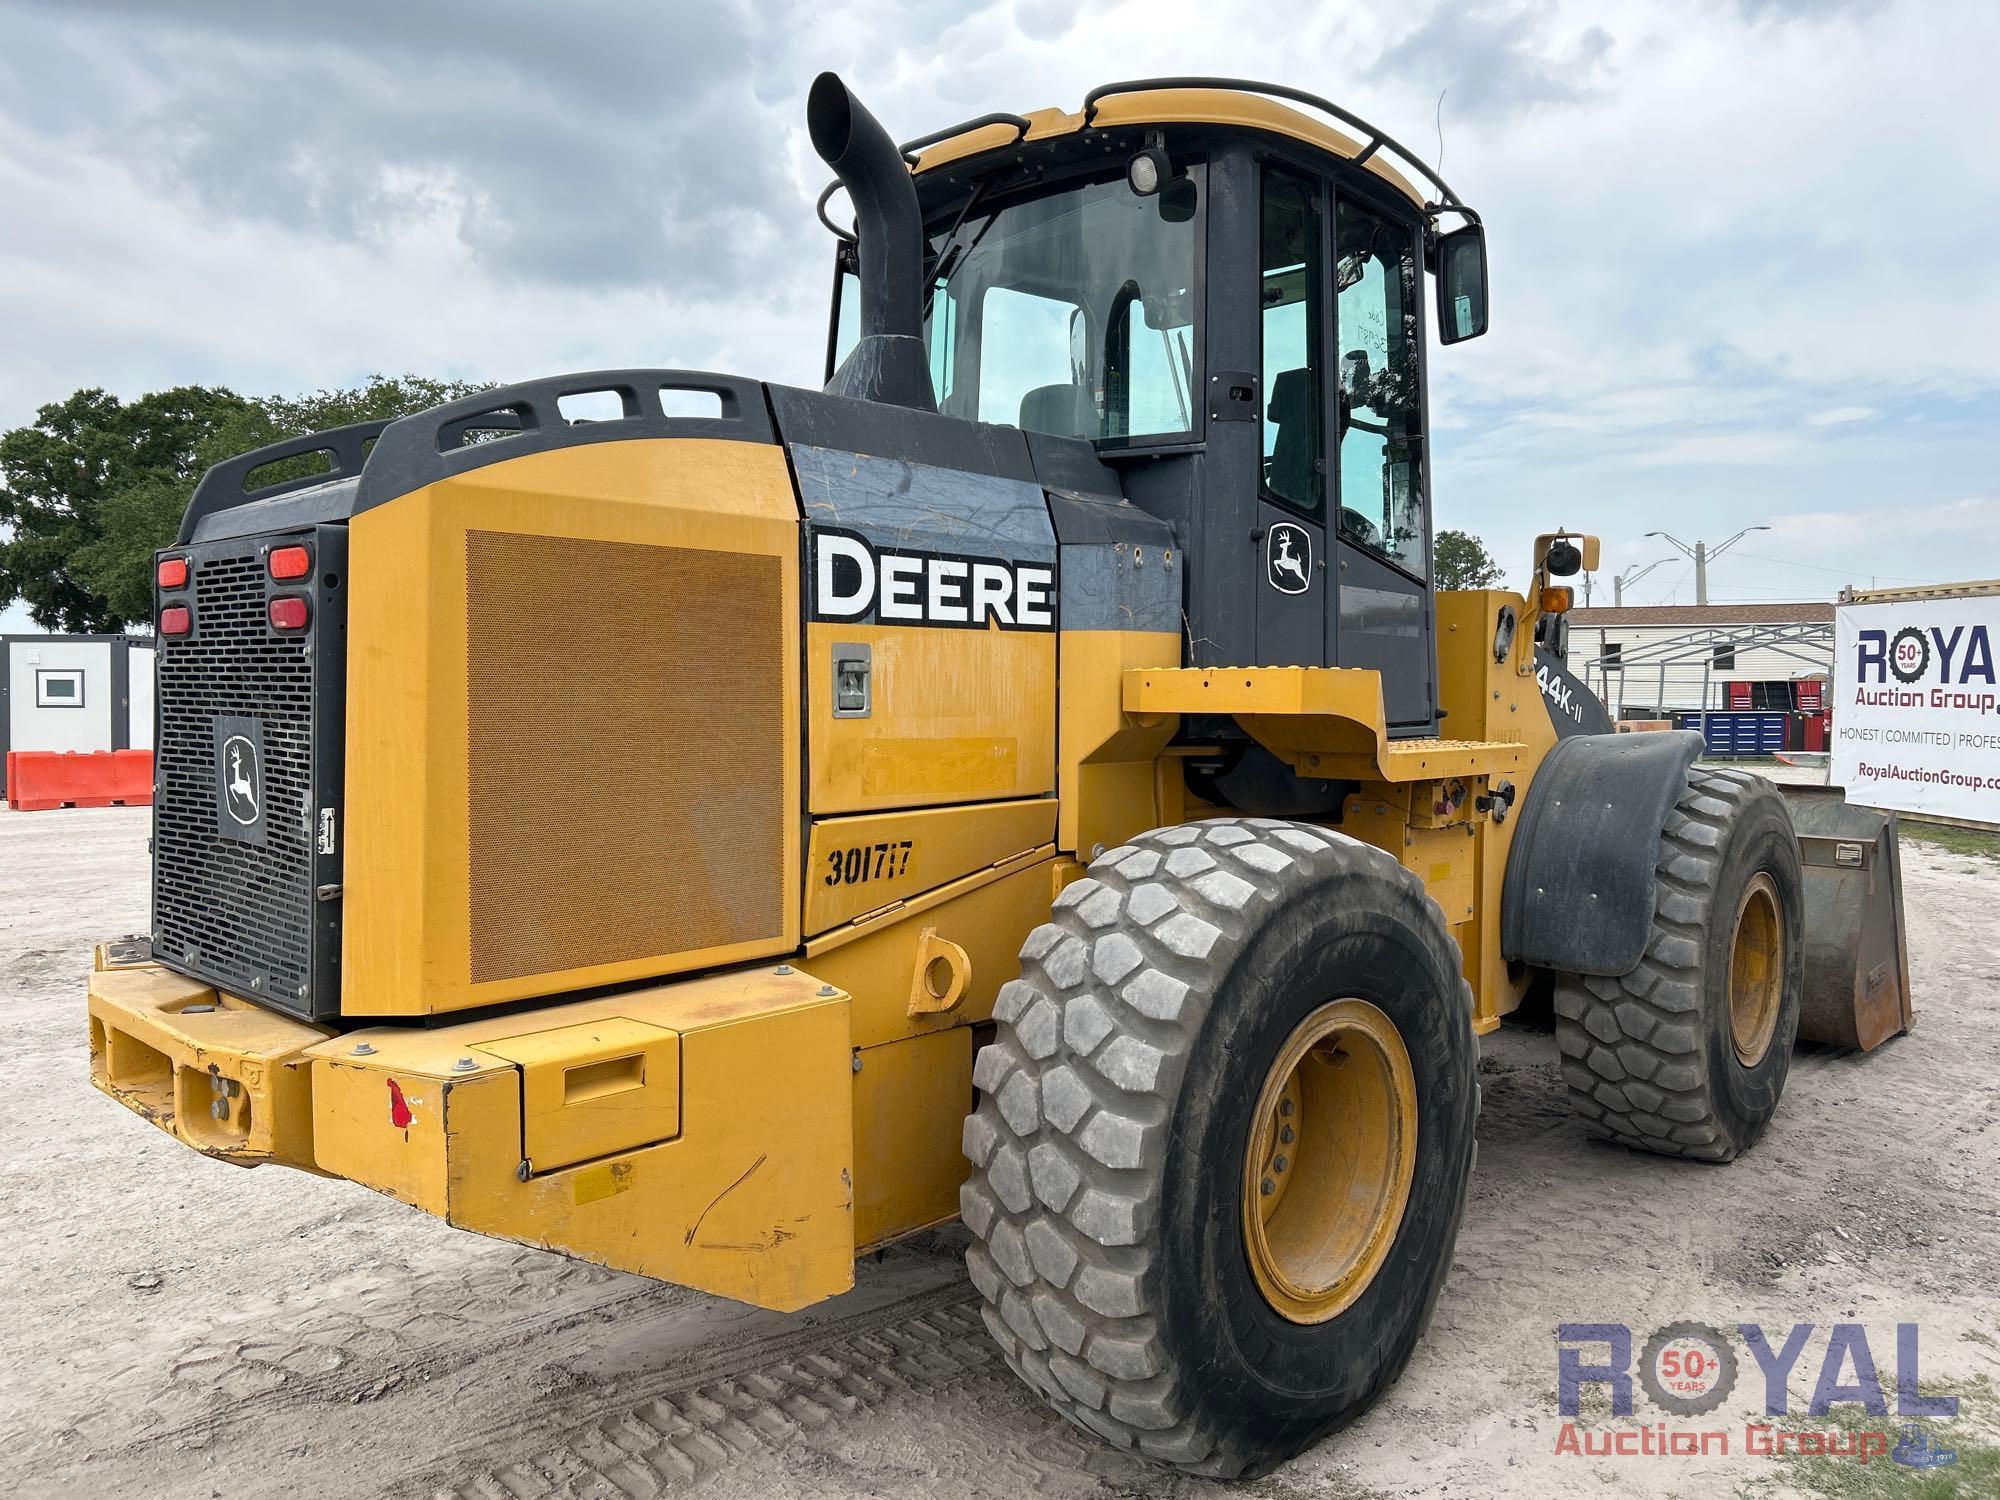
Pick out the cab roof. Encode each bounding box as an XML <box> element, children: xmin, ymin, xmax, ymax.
<box><xmin>906</xmin><ymin>80</ymin><xmax>1466</xmax><ymax>221</ymax></box>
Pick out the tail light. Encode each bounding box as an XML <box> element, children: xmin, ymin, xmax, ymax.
<box><xmin>268</xmin><ymin>596</ymin><xmax>310</xmax><ymax>631</ymax></box>
<box><xmin>158</xmin><ymin>557</ymin><xmax>189</xmax><ymax>590</ymax></box>
<box><xmin>269</xmin><ymin>545</ymin><xmax>312</xmax><ymax>581</ymax></box>
<box><xmin>160</xmin><ymin>605</ymin><xmax>192</xmax><ymax>637</ymax></box>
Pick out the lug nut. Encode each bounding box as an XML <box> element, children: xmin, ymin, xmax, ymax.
<box><xmin>1280</xmin><ymin>1125</ymin><xmax>1295</xmax><ymax>1144</ymax></box>
<box><xmin>1273</xmin><ymin>1155</ymin><xmax>1288</xmax><ymax>1172</ymax></box>
<box><xmin>1261</xmin><ymin>1178</ymin><xmax>1276</xmax><ymax>1196</ymax></box>
<box><xmin>1278</xmin><ymin>1099</ymin><xmax>1294</xmax><ymax>1117</ymax></box>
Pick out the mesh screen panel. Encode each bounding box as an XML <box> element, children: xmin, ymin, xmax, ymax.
<box><xmin>153</xmin><ymin>548</ymin><xmax>317</xmax><ymax>1007</ymax></box>
<box><xmin>465</xmin><ymin>530</ymin><xmax>786</xmax><ymax>984</ymax></box>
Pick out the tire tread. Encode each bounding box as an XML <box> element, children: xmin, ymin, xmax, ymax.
<box><xmin>1552</xmin><ymin>767</ymin><xmax>1787</xmax><ymax>1161</ymax></box>
<box><xmin>962</xmin><ymin>817</ymin><xmax>1470</xmax><ymax>1476</ymax></box>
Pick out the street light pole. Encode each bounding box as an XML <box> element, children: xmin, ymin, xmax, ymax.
<box><xmin>1613</xmin><ymin>558</ymin><xmax>1673</xmax><ymax>607</ymax></box>
<box><xmin>1643</xmin><ymin>526</ymin><xmax>1770</xmax><ymax>605</ymax></box>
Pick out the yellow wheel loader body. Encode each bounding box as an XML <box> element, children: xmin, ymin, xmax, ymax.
<box><xmin>87</xmin><ymin>70</ymin><xmax>1909</xmax><ymax>1476</ymax></box>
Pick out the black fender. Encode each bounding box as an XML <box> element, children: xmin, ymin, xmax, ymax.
<box><xmin>1501</xmin><ymin>729</ymin><xmax>1704</xmax><ymax>976</ymax></box>
<box><xmin>1533</xmin><ymin>644</ymin><xmax>1616</xmax><ymax>738</ymax></box>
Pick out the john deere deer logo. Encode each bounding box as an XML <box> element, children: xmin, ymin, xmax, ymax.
<box><xmin>1267</xmin><ymin>522</ymin><xmax>1312</xmax><ymax>595</ymax></box>
<box><xmin>223</xmin><ymin>736</ymin><xmax>260</xmax><ymax>825</ymax></box>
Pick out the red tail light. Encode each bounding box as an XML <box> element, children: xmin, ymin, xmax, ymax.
<box><xmin>157</xmin><ymin>557</ymin><xmax>189</xmax><ymax>590</ymax></box>
<box><xmin>268</xmin><ymin>596</ymin><xmax>310</xmax><ymax>631</ymax></box>
<box><xmin>160</xmin><ymin>605</ymin><xmax>191</xmax><ymax>637</ymax></box>
<box><xmin>269</xmin><ymin>545</ymin><xmax>312</xmax><ymax>580</ymax></box>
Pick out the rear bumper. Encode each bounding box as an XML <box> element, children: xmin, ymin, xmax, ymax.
<box><xmin>88</xmin><ymin>947</ymin><xmax>857</xmax><ymax>1312</ymax></box>
<box><xmin>88</xmin><ymin>942</ymin><xmax>326</xmax><ymax>1168</ymax></box>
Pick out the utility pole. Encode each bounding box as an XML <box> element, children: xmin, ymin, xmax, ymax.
<box><xmin>1645</xmin><ymin>526</ymin><xmax>1769</xmax><ymax>605</ymax></box>
<box><xmin>1614</xmin><ymin>558</ymin><xmax>1673</xmax><ymax>606</ymax></box>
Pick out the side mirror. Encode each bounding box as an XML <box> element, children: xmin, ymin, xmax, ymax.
<box><xmin>1435</xmin><ymin>223</ymin><xmax>1489</xmax><ymax>344</ymax></box>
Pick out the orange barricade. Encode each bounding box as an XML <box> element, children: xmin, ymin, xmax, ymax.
<box><xmin>4</xmin><ymin>750</ymin><xmax>154</xmax><ymax>811</ymax></box>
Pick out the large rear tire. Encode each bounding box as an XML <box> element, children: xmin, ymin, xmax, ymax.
<box><xmin>960</xmin><ymin>818</ymin><xmax>1478</xmax><ymax>1477</ymax></box>
<box><xmin>1554</xmin><ymin>766</ymin><xmax>1805</xmax><ymax>1161</ymax></box>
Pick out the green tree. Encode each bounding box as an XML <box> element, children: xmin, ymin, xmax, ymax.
<box><xmin>0</xmin><ymin>375</ymin><xmax>488</xmax><ymax>631</ymax></box>
<box><xmin>192</xmin><ymin>374</ymin><xmax>491</xmax><ymax>488</ymax></box>
<box><xmin>1433</xmin><ymin>528</ymin><xmax>1505</xmax><ymax>592</ymax></box>
<box><xmin>0</xmin><ymin>386</ymin><xmax>253</xmax><ymax>631</ymax></box>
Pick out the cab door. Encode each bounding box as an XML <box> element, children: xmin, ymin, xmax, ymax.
<box><xmin>1328</xmin><ymin>190</ymin><xmax>1437</xmax><ymax>732</ymax></box>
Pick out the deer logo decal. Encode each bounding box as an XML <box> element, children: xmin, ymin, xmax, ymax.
<box><xmin>1267</xmin><ymin>522</ymin><xmax>1313</xmax><ymax>595</ymax></box>
<box><xmin>222</xmin><ymin>735</ymin><xmax>260</xmax><ymax>825</ymax></box>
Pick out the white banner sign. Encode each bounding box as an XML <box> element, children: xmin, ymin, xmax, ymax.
<box><xmin>1833</xmin><ymin>597</ymin><xmax>2000</xmax><ymax>823</ymax></box>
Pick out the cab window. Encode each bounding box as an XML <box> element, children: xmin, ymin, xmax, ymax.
<box><xmin>974</xmin><ymin>285</ymin><xmax>1081</xmax><ymax>428</ymax></box>
<box><xmin>1334</xmin><ymin>196</ymin><xmax>1427</xmax><ymax>578</ymax></box>
<box><xmin>921</xmin><ymin>168</ymin><xmax>1202</xmax><ymax>443</ymax></box>
<box><xmin>1260</xmin><ymin>166</ymin><xmax>1324</xmax><ymax>517</ymax></box>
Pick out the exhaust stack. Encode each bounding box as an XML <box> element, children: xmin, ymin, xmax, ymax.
<box><xmin>808</xmin><ymin>72</ymin><xmax>937</xmax><ymax>412</ymax></box>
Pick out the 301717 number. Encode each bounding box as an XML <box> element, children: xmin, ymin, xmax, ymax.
<box><xmin>824</xmin><ymin>840</ymin><xmax>915</xmax><ymax>887</ymax></box>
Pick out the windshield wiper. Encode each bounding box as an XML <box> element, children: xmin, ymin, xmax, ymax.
<box><xmin>1161</xmin><ymin>325</ymin><xmax>1192</xmax><ymax>431</ymax></box>
<box><xmin>923</xmin><ymin>177</ymin><xmax>995</xmax><ymax>315</ymax></box>
<box><xmin>922</xmin><ymin>165</ymin><xmax>1037</xmax><ymax>318</ymax></box>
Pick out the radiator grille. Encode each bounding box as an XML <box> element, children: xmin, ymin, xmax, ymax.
<box><xmin>466</xmin><ymin>531</ymin><xmax>786</xmax><ymax>984</ymax></box>
<box><xmin>153</xmin><ymin>547</ymin><xmax>319</xmax><ymax>1007</ymax></box>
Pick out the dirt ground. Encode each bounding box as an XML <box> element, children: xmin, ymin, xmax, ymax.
<box><xmin>4</xmin><ymin>794</ymin><xmax>1998</xmax><ymax>1499</ymax></box>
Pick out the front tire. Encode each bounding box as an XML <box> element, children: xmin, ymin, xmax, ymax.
<box><xmin>960</xmin><ymin>818</ymin><xmax>1478</xmax><ymax>1477</ymax></box>
<box><xmin>1554</xmin><ymin>766</ymin><xmax>1805</xmax><ymax>1161</ymax></box>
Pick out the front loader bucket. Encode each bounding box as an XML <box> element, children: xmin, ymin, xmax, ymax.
<box><xmin>1779</xmin><ymin>787</ymin><xmax>1914</xmax><ymax>1051</ymax></box>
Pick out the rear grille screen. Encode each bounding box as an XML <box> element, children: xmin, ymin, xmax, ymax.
<box><xmin>152</xmin><ymin>533</ymin><xmax>341</xmax><ymax>1016</ymax></box>
<box><xmin>465</xmin><ymin>530</ymin><xmax>785</xmax><ymax>984</ymax></box>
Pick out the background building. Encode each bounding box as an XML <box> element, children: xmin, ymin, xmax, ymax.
<box><xmin>1</xmin><ymin>634</ymin><xmax>155</xmax><ymax>760</ymax></box>
<box><xmin>1565</xmin><ymin>602</ymin><xmax>1833</xmax><ymax>722</ymax></box>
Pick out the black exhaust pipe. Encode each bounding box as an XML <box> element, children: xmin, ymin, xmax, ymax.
<box><xmin>808</xmin><ymin>72</ymin><xmax>937</xmax><ymax>412</ymax></box>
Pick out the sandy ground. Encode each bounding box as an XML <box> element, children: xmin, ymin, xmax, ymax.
<box><xmin>3</xmin><ymin>795</ymin><xmax>1997</xmax><ymax>1499</ymax></box>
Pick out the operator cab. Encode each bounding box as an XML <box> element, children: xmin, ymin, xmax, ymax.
<box><xmin>824</xmin><ymin>81</ymin><xmax>1488</xmax><ymax>739</ymax></box>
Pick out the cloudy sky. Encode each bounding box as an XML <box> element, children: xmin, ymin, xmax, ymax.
<box><xmin>3</xmin><ymin>0</ymin><xmax>1996</xmax><ymax>632</ymax></box>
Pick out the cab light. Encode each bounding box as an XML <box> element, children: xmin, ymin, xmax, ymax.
<box><xmin>269</xmin><ymin>545</ymin><xmax>312</xmax><ymax>581</ymax></box>
<box><xmin>1539</xmin><ymin>586</ymin><xmax>1574</xmax><ymax>615</ymax></box>
<box><xmin>157</xmin><ymin>557</ymin><xmax>189</xmax><ymax>590</ymax></box>
<box><xmin>268</xmin><ymin>596</ymin><xmax>310</xmax><ymax>631</ymax></box>
<box><xmin>1128</xmin><ymin>147</ymin><xmax>1166</xmax><ymax>196</ymax></box>
<box><xmin>160</xmin><ymin>605</ymin><xmax>191</xmax><ymax>637</ymax></box>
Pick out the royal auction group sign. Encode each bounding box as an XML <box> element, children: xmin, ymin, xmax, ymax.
<box><xmin>1834</xmin><ymin>596</ymin><xmax>2000</xmax><ymax>824</ymax></box>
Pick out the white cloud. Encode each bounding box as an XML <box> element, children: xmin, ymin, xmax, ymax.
<box><xmin>1628</xmin><ymin>432</ymin><xmax>1807</xmax><ymax>467</ymax></box>
<box><xmin>1804</xmin><ymin>405</ymin><xmax>1876</xmax><ymax>427</ymax></box>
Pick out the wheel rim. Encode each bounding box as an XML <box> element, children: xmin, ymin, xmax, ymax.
<box><xmin>1241</xmin><ymin>998</ymin><xmax>1418</xmax><ymax>1324</ymax></box>
<box><xmin>1728</xmin><ymin>872</ymin><xmax>1784</xmax><ymax>1066</ymax></box>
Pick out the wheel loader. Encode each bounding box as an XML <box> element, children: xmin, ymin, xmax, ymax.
<box><xmin>87</xmin><ymin>73</ymin><xmax>1914</xmax><ymax>1476</ymax></box>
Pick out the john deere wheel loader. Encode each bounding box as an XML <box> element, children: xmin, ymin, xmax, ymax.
<box><xmin>88</xmin><ymin>73</ymin><xmax>1914</xmax><ymax>1477</ymax></box>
